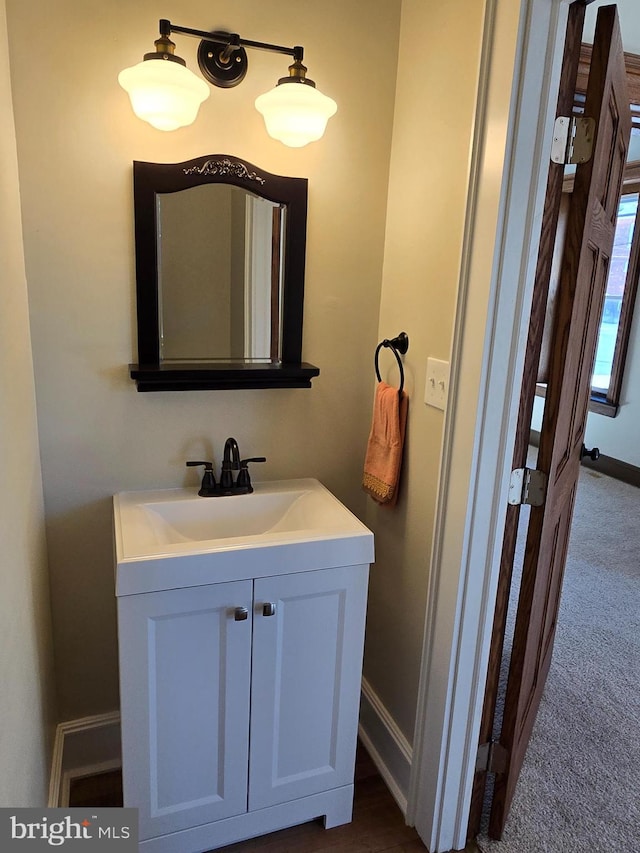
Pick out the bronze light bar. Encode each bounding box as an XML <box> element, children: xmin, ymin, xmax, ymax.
<box><xmin>154</xmin><ymin>19</ymin><xmax>306</xmax><ymax>89</ymax></box>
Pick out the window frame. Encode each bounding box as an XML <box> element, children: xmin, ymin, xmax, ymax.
<box><xmin>595</xmin><ymin>165</ymin><xmax>640</xmax><ymax>414</ymax></box>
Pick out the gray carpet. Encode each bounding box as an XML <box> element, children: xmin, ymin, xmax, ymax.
<box><xmin>477</xmin><ymin>461</ymin><xmax>640</xmax><ymax>852</ymax></box>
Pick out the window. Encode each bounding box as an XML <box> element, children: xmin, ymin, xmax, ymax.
<box><xmin>593</xmin><ymin>194</ymin><xmax>636</xmax><ymax>394</ymax></box>
<box><xmin>589</xmin><ymin>161</ymin><xmax>640</xmax><ymax>416</ymax></box>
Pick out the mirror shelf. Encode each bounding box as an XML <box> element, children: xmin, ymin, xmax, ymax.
<box><xmin>129</xmin><ymin>154</ymin><xmax>319</xmax><ymax>391</ymax></box>
<box><xmin>130</xmin><ymin>361</ymin><xmax>319</xmax><ymax>391</ymax></box>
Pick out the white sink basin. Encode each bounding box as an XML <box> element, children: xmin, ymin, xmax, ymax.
<box><xmin>114</xmin><ymin>479</ymin><xmax>374</xmax><ymax>596</ymax></box>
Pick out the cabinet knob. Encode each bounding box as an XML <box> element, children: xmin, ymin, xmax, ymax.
<box><xmin>262</xmin><ymin>602</ymin><xmax>276</xmax><ymax>617</ymax></box>
<box><xmin>234</xmin><ymin>606</ymin><xmax>249</xmax><ymax>621</ymax></box>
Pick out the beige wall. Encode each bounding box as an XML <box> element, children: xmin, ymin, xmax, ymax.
<box><xmin>364</xmin><ymin>0</ymin><xmax>485</xmax><ymax>741</ymax></box>
<box><xmin>4</xmin><ymin>0</ymin><xmax>488</xmax><ymax>762</ymax></box>
<box><xmin>0</xmin><ymin>0</ymin><xmax>56</xmax><ymax>806</ymax></box>
<box><xmin>6</xmin><ymin>0</ymin><xmax>402</xmax><ymax>720</ymax></box>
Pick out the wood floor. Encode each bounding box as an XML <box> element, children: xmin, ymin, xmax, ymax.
<box><xmin>69</xmin><ymin>744</ymin><xmax>420</xmax><ymax>852</ymax></box>
<box><xmin>68</xmin><ymin>744</ymin><xmax>481</xmax><ymax>852</ymax></box>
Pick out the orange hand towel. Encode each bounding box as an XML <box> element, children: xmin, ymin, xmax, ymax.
<box><xmin>362</xmin><ymin>381</ymin><xmax>409</xmax><ymax>506</ymax></box>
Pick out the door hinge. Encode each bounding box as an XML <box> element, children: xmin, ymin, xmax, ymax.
<box><xmin>476</xmin><ymin>740</ymin><xmax>509</xmax><ymax>774</ymax></box>
<box><xmin>508</xmin><ymin>467</ymin><xmax>547</xmax><ymax>507</ymax></box>
<box><xmin>550</xmin><ymin>116</ymin><xmax>595</xmax><ymax>165</ymax></box>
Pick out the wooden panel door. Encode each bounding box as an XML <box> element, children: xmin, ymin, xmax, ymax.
<box><xmin>488</xmin><ymin>5</ymin><xmax>630</xmax><ymax>838</ymax></box>
<box><xmin>467</xmin><ymin>2</ymin><xmax>587</xmax><ymax>837</ymax></box>
<box><xmin>248</xmin><ymin>565</ymin><xmax>369</xmax><ymax>812</ymax></box>
<box><xmin>118</xmin><ymin>581</ymin><xmax>253</xmax><ymax>841</ymax></box>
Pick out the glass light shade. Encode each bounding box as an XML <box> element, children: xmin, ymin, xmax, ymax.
<box><xmin>118</xmin><ymin>59</ymin><xmax>210</xmax><ymax>131</ymax></box>
<box><xmin>255</xmin><ymin>82</ymin><xmax>337</xmax><ymax>148</ymax></box>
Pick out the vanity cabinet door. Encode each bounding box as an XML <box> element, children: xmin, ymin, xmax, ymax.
<box><xmin>118</xmin><ymin>581</ymin><xmax>252</xmax><ymax>841</ymax></box>
<box><xmin>248</xmin><ymin>564</ymin><xmax>369</xmax><ymax>811</ymax></box>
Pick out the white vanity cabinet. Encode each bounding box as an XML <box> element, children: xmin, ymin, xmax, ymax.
<box><xmin>117</xmin><ymin>563</ymin><xmax>369</xmax><ymax>853</ymax></box>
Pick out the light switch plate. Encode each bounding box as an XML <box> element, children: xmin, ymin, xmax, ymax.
<box><xmin>424</xmin><ymin>358</ymin><xmax>450</xmax><ymax>410</ymax></box>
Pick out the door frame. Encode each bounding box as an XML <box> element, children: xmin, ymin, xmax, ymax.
<box><xmin>406</xmin><ymin>1</ymin><xmax>574</xmax><ymax>850</ymax></box>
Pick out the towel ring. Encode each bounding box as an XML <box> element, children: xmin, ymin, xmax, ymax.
<box><xmin>375</xmin><ymin>332</ymin><xmax>409</xmax><ymax>395</ymax></box>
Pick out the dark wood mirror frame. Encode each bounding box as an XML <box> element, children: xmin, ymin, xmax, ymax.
<box><xmin>129</xmin><ymin>154</ymin><xmax>319</xmax><ymax>391</ymax></box>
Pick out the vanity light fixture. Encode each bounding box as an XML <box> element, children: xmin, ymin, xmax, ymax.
<box><xmin>118</xmin><ymin>19</ymin><xmax>337</xmax><ymax>146</ymax></box>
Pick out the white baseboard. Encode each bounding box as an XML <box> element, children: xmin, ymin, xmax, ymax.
<box><xmin>49</xmin><ymin>711</ymin><xmax>121</xmax><ymax>807</ymax></box>
<box><xmin>359</xmin><ymin>677</ymin><xmax>412</xmax><ymax>815</ymax></box>
<box><xmin>48</xmin><ymin>692</ymin><xmax>411</xmax><ymax>814</ymax></box>
<box><xmin>60</xmin><ymin>758</ymin><xmax>122</xmax><ymax>808</ymax></box>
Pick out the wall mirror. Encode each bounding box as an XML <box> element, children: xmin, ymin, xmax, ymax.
<box><xmin>129</xmin><ymin>154</ymin><xmax>319</xmax><ymax>390</ymax></box>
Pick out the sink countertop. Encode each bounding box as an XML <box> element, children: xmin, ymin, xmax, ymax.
<box><xmin>114</xmin><ymin>478</ymin><xmax>374</xmax><ymax>596</ymax></box>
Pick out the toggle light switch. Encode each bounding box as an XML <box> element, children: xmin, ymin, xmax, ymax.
<box><xmin>424</xmin><ymin>358</ymin><xmax>450</xmax><ymax>411</ymax></box>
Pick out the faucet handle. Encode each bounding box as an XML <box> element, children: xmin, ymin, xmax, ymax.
<box><xmin>236</xmin><ymin>457</ymin><xmax>266</xmax><ymax>493</ymax></box>
<box><xmin>186</xmin><ymin>460</ymin><xmax>217</xmax><ymax>496</ymax></box>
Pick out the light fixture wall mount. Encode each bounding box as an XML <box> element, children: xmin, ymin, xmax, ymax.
<box><xmin>197</xmin><ymin>32</ymin><xmax>248</xmax><ymax>88</ymax></box>
<box><xmin>157</xmin><ymin>19</ymin><xmax>305</xmax><ymax>89</ymax></box>
<box><xmin>119</xmin><ymin>19</ymin><xmax>337</xmax><ymax>145</ymax></box>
